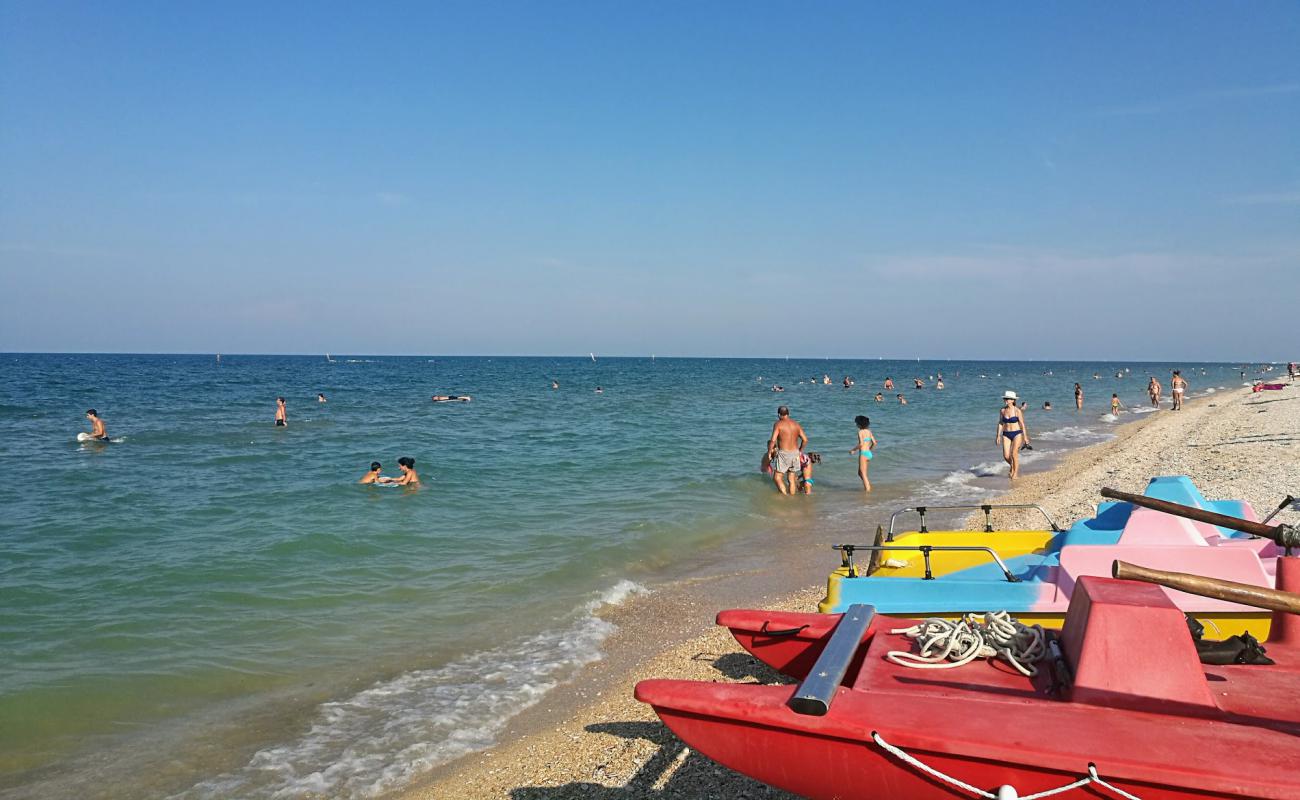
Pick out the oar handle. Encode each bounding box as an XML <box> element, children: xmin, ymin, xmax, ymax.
<box><xmin>1112</xmin><ymin>560</ymin><xmax>1300</xmax><ymax>615</ymax></box>
<box><xmin>1100</xmin><ymin>486</ymin><xmax>1281</xmax><ymax>540</ymax></box>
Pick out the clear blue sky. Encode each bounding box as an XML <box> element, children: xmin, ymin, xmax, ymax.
<box><xmin>2</xmin><ymin>2</ymin><xmax>1297</xmax><ymax>359</ymax></box>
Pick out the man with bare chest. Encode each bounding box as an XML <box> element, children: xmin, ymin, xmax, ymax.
<box><xmin>766</xmin><ymin>405</ymin><xmax>809</xmax><ymax>496</ymax></box>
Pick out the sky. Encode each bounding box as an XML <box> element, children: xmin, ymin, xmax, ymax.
<box><xmin>1</xmin><ymin>2</ymin><xmax>1297</xmax><ymax>360</ymax></box>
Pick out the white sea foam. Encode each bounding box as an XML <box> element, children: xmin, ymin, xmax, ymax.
<box><xmin>177</xmin><ymin>580</ymin><xmax>648</xmax><ymax>800</ymax></box>
<box><xmin>1204</xmin><ymin>387</ymin><xmax>1216</xmax><ymax>394</ymax></box>
<box><xmin>1100</xmin><ymin>413</ymin><xmax>1119</xmax><ymax>423</ymax></box>
<box><xmin>1037</xmin><ymin>426</ymin><xmax>1113</xmax><ymax>442</ymax></box>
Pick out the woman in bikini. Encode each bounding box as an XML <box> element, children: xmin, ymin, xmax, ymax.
<box><xmin>1073</xmin><ymin>383</ymin><xmax>1083</xmax><ymax>411</ymax></box>
<box><xmin>996</xmin><ymin>391</ymin><xmax>1030</xmax><ymax>479</ymax></box>
<box><xmin>850</xmin><ymin>415</ymin><xmax>877</xmax><ymax>491</ymax></box>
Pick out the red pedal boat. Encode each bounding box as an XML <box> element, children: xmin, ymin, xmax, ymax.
<box><xmin>637</xmin><ymin>549</ymin><xmax>1300</xmax><ymax>798</ymax></box>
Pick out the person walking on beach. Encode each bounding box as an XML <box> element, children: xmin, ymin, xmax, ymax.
<box><xmin>766</xmin><ymin>406</ymin><xmax>809</xmax><ymax>496</ymax></box>
<box><xmin>1147</xmin><ymin>377</ymin><xmax>1161</xmax><ymax>408</ymax></box>
<box><xmin>275</xmin><ymin>397</ymin><xmax>287</xmax><ymax>427</ymax></box>
<box><xmin>1074</xmin><ymin>383</ymin><xmax>1083</xmax><ymax>411</ymax></box>
<box><xmin>1171</xmin><ymin>370</ymin><xmax>1189</xmax><ymax>411</ymax></box>
<box><xmin>996</xmin><ymin>391</ymin><xmax>1030</xmax><ymax>479</ymax></box>
<box><xmin>850</xmin><ymin>415</ymin><xmax>877</xmax><ymax>491</ymax></box>
<box><xmin>84</xmin><ymin>409</ymin><xmax>109</xmax><ymax>441</ymax></box>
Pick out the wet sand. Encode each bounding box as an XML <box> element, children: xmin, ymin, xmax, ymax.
<box><xmin>398</xmin><ymin>384</ymin><xmax>1300</xmax><ymax>800</ymax></box>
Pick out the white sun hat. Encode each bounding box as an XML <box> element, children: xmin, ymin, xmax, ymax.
<box><xmin>1003</xmin><ymin>390</ymin><xmax>1018</xmax><ymax>400</ymax></box>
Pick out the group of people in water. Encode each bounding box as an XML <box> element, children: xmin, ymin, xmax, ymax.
<box><xmin>762</xmin><ymin>406</ymin><xmax>877</xmax><ymax>495</ymax></box>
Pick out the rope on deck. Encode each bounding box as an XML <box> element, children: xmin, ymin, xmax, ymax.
<box><xmin>885</xmin><ymin>611</ymin><xmax>1047</xmax><ymax>676</ymax></box>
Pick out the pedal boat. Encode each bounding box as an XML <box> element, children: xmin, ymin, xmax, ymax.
<box><xmin>820</xmin><ymin>476</ymin><xmax>1286</xmax><ymax>638</ymax></box>
<box><xmin>637</xmin><ymin>552</ymin><xmax>1300</xmax><ymax>800</ymax></box>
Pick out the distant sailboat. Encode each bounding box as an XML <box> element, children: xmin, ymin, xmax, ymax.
<box><xmin>216</xmin><ymin>353</ymin><xmax>221</xmax><ymax>363</ymax></box>
<box><xmin>326</xmin><ymin>353</ymin><xmax>336</xmax><ymax>363</ymax></box>
<box><xmin>590</xmin><ymin>353</ymin><xmax>597</xmax><ymax>362</ymax></box>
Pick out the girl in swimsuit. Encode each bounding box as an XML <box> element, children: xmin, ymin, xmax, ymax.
<box><xmin>1074</xmin><ymin>383</ymin><xmax>1083</xmax><ymax>411</ymax></box>
<box><xmin>850</xmin><ymin>415</ymin><xmax>877</xmax><ymax>491</ymax></box>
<box><xmin>996</xmin><ymin>391</ymin><xmax>1029</xmax><ymax>479</ymax></box>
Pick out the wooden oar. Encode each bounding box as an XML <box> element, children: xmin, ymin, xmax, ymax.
<box><xmin>1112</xmin><ymin>560</ymin><xmax>1300</xmax><ymax>615</ymax></box>
<box><xmin>1100</xmin><ymin>486</ymin><xmax>1300</xmax><ymax>549</ymax></box>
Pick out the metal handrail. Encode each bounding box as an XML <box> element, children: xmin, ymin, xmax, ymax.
<box><xmin>833</xmin><ymin>543</ymin><xmax>1022</xmax><ymax>583</ymax></box>
<box><xmin>886</xmin><ymin>503</ymin><xmax>1062</xmax><ymax>540</ymax></box>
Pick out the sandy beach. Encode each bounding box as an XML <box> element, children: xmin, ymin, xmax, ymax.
<box><xmin>399</xmin><ymin>383</ymin><xmax>1300</xmax><ymax>800</ymax></box>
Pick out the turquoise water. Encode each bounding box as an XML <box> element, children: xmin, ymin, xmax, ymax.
<box><xmin>0</xmin><ymin>354</ymin><xmax>1251</xmax><ymax>798</ymax></box>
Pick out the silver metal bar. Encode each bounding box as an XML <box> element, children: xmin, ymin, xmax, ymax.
<box><xmin>833</xmin><ymin>544</ymin><xmax>1022</xmax><ymax>583</ymax></box>
<box><xmin>886</xmin><ymin>503</ymin><xmax>1062</xmax><ymax>540</ymax></box>
<box><xmin>789</xmin><ymin>604</ymin><xmax>875</xmax><ymax>716</ymax></box>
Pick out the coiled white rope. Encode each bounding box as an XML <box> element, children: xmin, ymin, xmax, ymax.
<box><xmin>871</xmin><ymin>731</ymin><xmax>1142</xmax><ymax>800</ymax></box>
<box><xmin>885</xmin><ymin>612</ymin><xmax>1047</xmax><ymax>676</ymax></box>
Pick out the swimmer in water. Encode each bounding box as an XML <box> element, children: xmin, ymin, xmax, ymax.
<box><xmin>1043</xmin><ymin>401</ymin><xmax>1053</xmax><ymax>411</ymax></box>
<box><xmin>379</xmin><ymin>456</ymin><xmax>420</xmax><ymax>486</ymax></box>
<box><xmin>359</xmin><ymin>461</ymin><xmax>383</xmax><ymax>484</ymax></box>
<box><xmin>843</xmin><ymin>376</ymin><xmax>853</xmax><ymax>388</ymax></box>
<box><xmin>884</xmin><ymin>377</ymin><xmax>894</xmax><ymax>391</ymax></box>
<box><xmin>431</xmin><ymin>395</ymin><xmax>472</xmax><ymax>402</ymax></box>
<box><xmin>551</xmin><ymin>380</ymin><xmax>559</xmax><ymax>390</ymax></box>
<box><xmin>595</xmin><ymin>386</ymin><xmax>603</xmax><ymax>394</ymax></box>
<box><xmin>1074</xmin><ymin>383</ymin><xmax>1083</xmax><ymax>411</ymax></box>
<box><xmin>275</xmin><ymin>397</ymin><xmax>287</xmax><ymax>427</ymax></box>
<box><xmin>850</xmin><ymin>415</ymin><xmax>877</xmax><ymax>491</ymax></box>
<box><xmin>318</xmin><ymin>393</ymin><xmax>327</xmax><ymax>403</ymax></box>
<box><xmin>874</xmin><ymin>392</ymin><xmax>883</xmax><ymax>402</ymax></box>
<box><xmin>798</xmin><ymin>451</ymin><xmax>820</xmax><ymax>494</ymax></box>
<box><xmin>936</xmin><ymin>378</ymin><xmax>944</xmax><ymax>390</ymax></box>
<box><xmin>771</xmin><ymin>385</ymin><xmax>785</xmax><ymax>392</ymax></box>
<box><xmin>897</xmin><ymin>394</ymin><xmax>907</xmax><ymax>405</ymax></box>
<box><xmin>996</xmin><ymin>390</ymin><xmax>1030</xmax><ymax>479</ymax></box>
<box><xmin>85</xmin><ymin>409</ymin><xmax>109</xmax><ymax>441</ymax></box>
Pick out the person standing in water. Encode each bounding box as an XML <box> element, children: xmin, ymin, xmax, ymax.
<box><xmin>1073</xmin><ymin>383</ymin><xmax>1083</xmax><ymax>411</ymax></box>
<box><xmin>85</xmin><ymin>409</ymin><xmax>109</xmax><ymax>441</ymax></box>
<box><xmin>996</xmin><ymin>391</ymin><xmax>1030</xmax><ymax>479</ymax></box>
<box><xmin>1111</xmin><ymin>393</ymin><xmax>1123</xmax><ymax>415</ymax></box>
<box><xmin>1147</xmin><ymin>377</ymin><xmax>1161</xmax><ymax>408</ymax></box>
<box><xmin>359</xmin><ymin>462</ymin><xmax>383</xmax><ymax>484</ymax></box>
<box><xmin>317</xmin><ymin>393</ymin><xmax>327</xmax><ymax>403</ymax></box>
<box><xmin>379</xmin><ymin>456</ymin><xmax>420</xmax><ymax>486</ymax></box>
<box><xmin>1170</xmin><ymin>370</ymin><xmax>1189</xmax><ymax>410</ymax></box>
<box><xmin>850</xmin><ymin>415</ymin><xmax>877</xmax><ymax>491</ymax></box>
<box><xmin>275</xmin><ymin>397</ymin><xmax>287</xmax><ymax>427</ymax></box>
<box><xmin>766</xmin><ymin>406</ymin><xmax>809</xmax><ymax>496</ymax></box>
<box><xmin>884</xmin><ymin>377</ymin><xmax>894</xmax><ymax>391</ymax></box>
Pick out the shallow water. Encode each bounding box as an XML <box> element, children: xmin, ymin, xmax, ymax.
<box><xmin>0</xmin><ymin>354</ymin><xmax>1250</xmax><ymax>797</ymax></box>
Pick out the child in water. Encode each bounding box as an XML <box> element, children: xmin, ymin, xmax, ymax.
<box><xmin>798</xmin><ymin>451</ymin><xmax>821</xmax><ymax>494</ymax></box>
<box><xmin>359</xmin><ymin>462</ymin><xmax>383</xmax><ymax>484</ymax></box>
<box><xmin>850</xmin><ymin>415</ymin><xmax>877</xmax><ymax>491</ymax></box>
<box><xmin>1111</xmin><ymin>394</ymin><xmax>1123</xmax><ymax>415</ymax></box>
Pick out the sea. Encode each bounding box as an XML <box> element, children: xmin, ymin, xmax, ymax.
<box><xmin>0</xmin><ymin>354</ymin><xmax>1253</xmax><ymax>799</ymax></box>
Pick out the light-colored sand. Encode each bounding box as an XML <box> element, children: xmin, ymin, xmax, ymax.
<box><xmin>399</xmin><ymin>385</ymin><xmax>1300</xmax><ymax>800</ymax></box>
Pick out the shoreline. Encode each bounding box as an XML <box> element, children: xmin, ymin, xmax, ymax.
<box><xmin>396</xmin><ymin>385</ymin><xmax>1299</xmax><ymax>799</ymax></box>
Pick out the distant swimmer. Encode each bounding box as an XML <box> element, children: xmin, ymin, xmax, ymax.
<box><xmin>874</xmin><ymin>392</ymin><xmax>884</xmax><ymax>402</ymax></box>
<box><xmin>1171</xmin><ymin>370</ymin><xmax>1189</xmax><ymax>411</ymax></box>
<box><xmin>771</xmin><ymin>385</ymin><xmax>785</xmax><ymax>392</ymax></box>
<box><xmin>275</xmin><ymin>397</ymin><xmax>287</xmax><ymax>427</ymax></box>
<box><xmin>84</xmin><ymin>409</ymin><xmax>109</xmax><ymax>441</ymax></box>
<box><xmin>379</xmin><ymin>456</ymin><xmax>420</xmax><ymax>486</ymax></box>
<box><xmin>1043</xmin><ymin>401</ymin><xmax>1053</xmax><ymax>411</ymax></box>
<box><xmin>359</xmin><ymin>461</ymin><xmax>383</xmax><ymax>484</ymax></box>
<box><xmin>318</xmin><ymin>393</ymin><xmax>327</xmax><ymax>403</ymax></box>
<box><xmin>1147</xmin><ymin>376</ymin><xmax>1161</xmax><ymax>407</ymax></box>
<box><xmin>850</xmin><ymin>415</ymin><xmax>877</xmax><ymax>492</ymax></box>
<box><xmin>1074</xmin><ymin>383</ymin><xmax>1084</xmax><ymax>411</ymax></box>
<box><xmin>431</xmin><ymin>395</ymin><xmax>472</xmax><ymax>402</ymax></box>
<box><xmin>897</xmin><ymin>394</ymin><xmax>907</xmax><ymax>405</ymax></box>
<box><xmin>913</xmin><ymin>378</ymin><xmax>924</xmax><ymax>389</ymax></box>
<box><xmin>936</xmin><ymin>378</ymin><xmax>945</xmax><ymax>390</ymax></box>
<box><xmin>884</xmin><ymin>377</ymin><xmax>894</xmax><ymax>391</ymax></box>
<box><xmin>843</xmin><ymin>376</ymin><xmax>854</xmax><ymax>388</ymax></box>
<box><xmin>996</xmin><ymin>390</ymin><xmax>1030</xmax><ymax>479</ymax></box>
<box><xmin>823</xmin><ymin>374</ymin><xmax>832</xmax><ymax>385</ymax></box>
<box><xmin>1111</xmin><ymin>393</ymin><xmax>1123</xmax><ymax>415</ymax></box>
<box><xmin>551</xmin><ymin>380</ymin><xmax>560</xmax><ymax>390</ymax></box>
<box><xmin>766</xmin><ymin>406</ymin><xmax>809</xmax><ymax>496</ymax></box>
<box><xmin>594</xmin><ymin>386</ymin><xmax>603</xmax><ymax>394</ymax></box>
